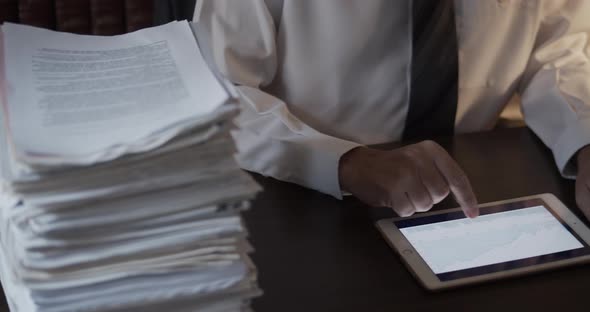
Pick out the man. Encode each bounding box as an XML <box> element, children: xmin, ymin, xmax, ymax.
<box><xmin>194</xmin><ymin>0</ymin><xmax>590</xmax><ymax>220</ymax></box>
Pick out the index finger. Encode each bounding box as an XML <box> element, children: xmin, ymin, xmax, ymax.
<box><xmin>427</xmin><ymin>144</ymin><xmax>479</xmax><ymax>218</ymax></box>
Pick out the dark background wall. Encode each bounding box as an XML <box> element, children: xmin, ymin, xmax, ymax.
<box><xmin>0</xmin><ymin>0</ymin><xmax>197</xmax><ymax>35</ymax></box>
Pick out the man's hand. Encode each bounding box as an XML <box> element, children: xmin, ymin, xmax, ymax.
<box><xmin>575</xmin><ymin>146</ymin><xmax>590</xmax><ymax>220</ymax></box>
<box><xmin>339</xmin><ymin>140</ymin><xmax>479</xmax><ymax>218</ymax></box>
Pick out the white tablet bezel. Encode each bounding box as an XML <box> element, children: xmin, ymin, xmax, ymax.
<box><xmin>376</xmin><ymin>193</ymin><xmax>590</xmax><ymax>291</ymax></box>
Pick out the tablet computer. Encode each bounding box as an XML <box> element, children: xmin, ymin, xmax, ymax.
<box><xmin>376</xmin><ymin>193</ymin><xmax>590</xmax><ymax>291</ymax></box>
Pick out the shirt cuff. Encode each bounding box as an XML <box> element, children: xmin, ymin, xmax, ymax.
<box><xmin>233</xmin><ymin>129</ymin><xmax>361</xmax><ymax>199</ymax></box>
<box><xmin>552</xmin><ymin>118</ymin><xmax>590</xmax><ymax>179</ymax></box>
<box><xmin>292</xmin><ymin>134</ymin><xmax>362</xmax><ymax>199</ymax></box>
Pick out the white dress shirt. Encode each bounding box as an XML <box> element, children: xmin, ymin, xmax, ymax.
<box><xmin>194</xmin><ymin>0</ymin><xmax>590</xmax><ymax>198</ymax></box>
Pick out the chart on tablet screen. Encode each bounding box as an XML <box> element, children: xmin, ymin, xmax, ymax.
<box><xmin>399</xmin><ymin>206</ymin><xmax>584</xmax><ymax>274</ymax></box>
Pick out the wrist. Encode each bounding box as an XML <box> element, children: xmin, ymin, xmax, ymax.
<box><xmin>338</xmin><ymin>146</ymin><xmax>367</xmax><ymax>193</ymax></box>
<box><xmin>577</xmin><ymin>145</ymin><xmax>590</xmax><ymax>171</ymax></box>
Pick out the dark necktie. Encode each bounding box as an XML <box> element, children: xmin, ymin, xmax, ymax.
<box><xmin>402</xmin><ymin>0</ymin><xmax>459</xmax><ymax>141</ymax></box>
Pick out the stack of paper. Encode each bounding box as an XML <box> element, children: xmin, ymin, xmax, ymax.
<box><xmin>0</xmin><ymin>21</ymin><xmax>261</xmax><ymax>311</ymax></box>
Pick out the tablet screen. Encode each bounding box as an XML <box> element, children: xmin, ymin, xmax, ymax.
<box><xmin>394</xmin><ymin>199</ymin><xmax>590</xmax><ymax>281</ymax></box>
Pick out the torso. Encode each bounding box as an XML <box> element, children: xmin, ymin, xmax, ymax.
<box><xmin>265</xmin><ymin>0</ymin><xmax>542</xmax><ymax>144</ymax></box>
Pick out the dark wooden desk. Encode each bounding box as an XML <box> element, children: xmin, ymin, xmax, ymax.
<box><xmin>0</xmin><ymin>127</ymin><xmax>587</xmax><ymax>311</ymax></box>
<box><xmin>245</xmin><ymin>127</ymin><xmax>590</xmax><ymax>312</ymax></box>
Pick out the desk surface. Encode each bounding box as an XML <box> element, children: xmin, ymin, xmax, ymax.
<box><xmin>245</xmin><ymin>127</ymin><xmax>590</xmax><ymax>312</ymax></box>
<box><xmin>0</xmin><ymin>127</ymin><xmax>588</xmax><ymax>311</ymax></box>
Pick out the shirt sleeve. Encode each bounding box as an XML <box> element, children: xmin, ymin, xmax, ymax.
<box><xmin>194</xmin><ymin>0</ymin><xmax>361</xmax><ymax>198</ymax></box>
<box><xmin>519</xmin><ymin>0</ymin><xmax>590</xmax><ymax>178</ymax></box>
